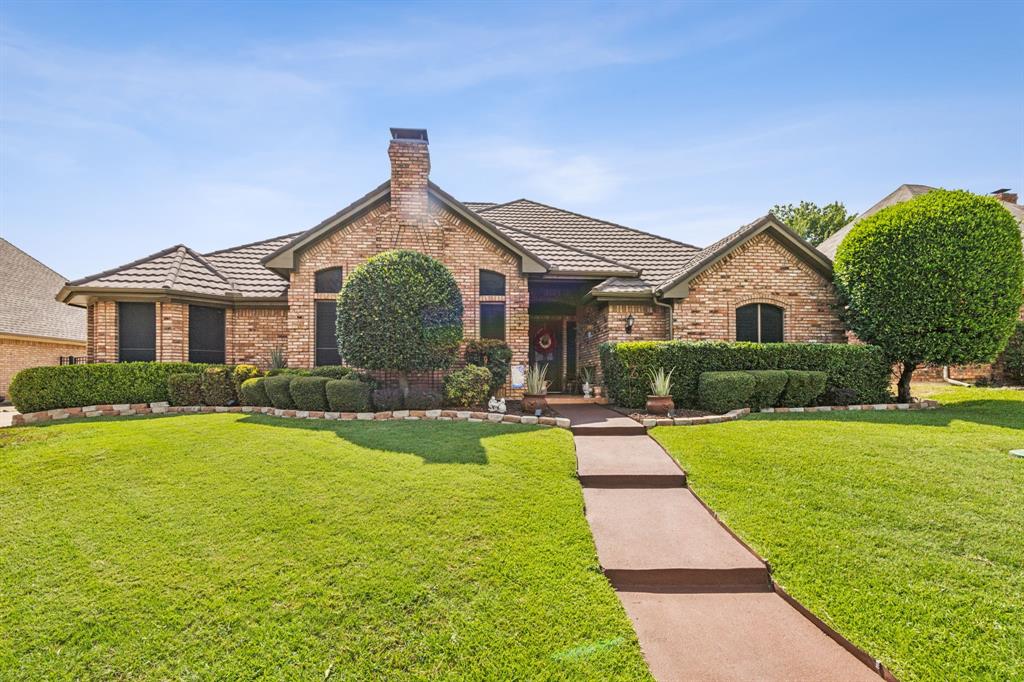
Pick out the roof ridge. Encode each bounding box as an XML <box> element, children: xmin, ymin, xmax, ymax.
<box><xmin>183</xmin><ymin>245</ymin><xmax>240</xmax><ymax>294</ymax></box>
<box><xmin>497</xmin><ymin>198</ymin><xmax>701</xmax><ymax>250</ymax></box>
<box><xmin>203</xmin><ymin>231</ymin><xmax>304</xmax><ymax>257</ymax></box>
<box><xmin>164</xmin><ymin>246</ymin><xmax>188</xmax><ymax>289</ymax></box>
<box><xmin>67</xmin><ymin>243</ymin><xmax>187</xmax><ymax>286</ymax></box>
<box><xmin>491</xmin><ymin>220</ymin><xmax>639</xmax><ymax>274</ymax></box>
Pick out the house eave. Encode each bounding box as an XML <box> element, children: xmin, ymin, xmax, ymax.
<box><xmin>57</xmin><ymin>286</ymin><xmax>289</xmax><ymax>308</ymax></box>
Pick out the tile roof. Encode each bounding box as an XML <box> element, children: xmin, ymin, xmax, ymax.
<box><xmin>68</xmin><ymin>245</ymin><xmax>236</xmax><ymax>297</ymax></box>
<box><xmin>1</xmin><ymin>238</ymin><xmax>86</xmax><ymax>341</ymax></box>
<box><xmin>203</xmin><ymin>233</ymin><xmax>299</xmax><ymax>297</ymax></box>
<box><xmin>487</xmin><ymin>220</ymin><xmax>638</xmax><ymax>275</ymax></box>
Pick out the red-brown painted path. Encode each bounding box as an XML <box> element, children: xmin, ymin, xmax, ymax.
<box><xmin>556</xmin><ymin>403</ymin><xmax>887</xmax><ymax>682</ymax></box>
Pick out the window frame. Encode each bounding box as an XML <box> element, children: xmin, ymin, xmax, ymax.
<box><xmin>735</xmin><ymin>303</ymin><xmax>784</xmax><ymax>343</ymax></box>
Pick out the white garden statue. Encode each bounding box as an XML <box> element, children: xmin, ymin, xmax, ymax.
<box><xmin>488</xmin><ymin>396</ymin><xmax>507</xmax><ymax>413</ymax></box>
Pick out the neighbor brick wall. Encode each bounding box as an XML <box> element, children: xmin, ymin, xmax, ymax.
<box><xmin>286</xmin><ymin>195</ymin><xmax>530</xmax><ymax>394</ymax></box>
<box><xmin>1</xmin><ymin>337</ymin><xmax>86</xmax><ymax>398</ymax></box>
<box><xmin>673</xmin><ymin>233</ymin><xmax>846</xmax><ymax>343</ymax></box>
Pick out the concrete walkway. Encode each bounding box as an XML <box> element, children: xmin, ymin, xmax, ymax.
<box><xmin>558</xmin><ymin>403</ymin><xmax>884</xmax><ymax>682</ymax></box>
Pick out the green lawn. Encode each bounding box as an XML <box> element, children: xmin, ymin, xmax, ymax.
<box><xmin>0</xmin><ymin>415</ymin><xmax>651</xmax><ymax>680</ymax></box>
<box><xmin>652</xmin><ymin>385</ymin><xmax>1024</xmax><ymax>681</ymax></box>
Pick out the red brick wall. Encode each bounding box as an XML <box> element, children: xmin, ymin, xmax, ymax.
<box><xmin>286</xmin><ymin>196</ymin><xmax>530</xmax><ymax>394</ymax></box>
<box><xmin>577</xmin><ymin>300</ymin><xmax>670</xmax><ymax>382</ymax></box>
<box><xmin>1</xmin><ymin>336</ymin><xmax>86</xmax><ymax>398</ymax></box>
<box><xmin>227</xmin><ymin>306</ymin><xmax>289</xmax><ymax>367</ymax></box>
<box><xmin>88</xmin><ymin>300</ymin><xmax>118</xmax><ymax>363</ymax></box>
<box><xmin>157</xmin><ymin>302</ymin><xmax>187</xmax><ymax>362</ymax></box>
<box><xmin>673</xmin><ymin>233</ymin><xmax>846</xmax><ymax>343</ymax></box>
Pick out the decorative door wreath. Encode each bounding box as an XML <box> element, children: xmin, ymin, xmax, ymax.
<box><xmin>533</xmin><ymin>327</ymin><xmax>557</xmax><ymax>354</ymax></box>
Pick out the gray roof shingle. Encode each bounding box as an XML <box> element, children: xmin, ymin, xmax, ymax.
<box><xmin>1</xmin><ymin>238</ymin><xmax>86</xmax><ymax>341</ymax></box>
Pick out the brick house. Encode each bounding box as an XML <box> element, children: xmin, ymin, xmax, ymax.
<box><xmin>57</xmin><ymin>128</ymin><xmax>844</xmax><ymax>394</ymax></box>
<box><xmin>819</xmin><ymin>184</ymin><xmax>1024</xmax><ymax>383</ymax></box>
<box><xmin>1</xmin><ymin>238</ymin><xmax>87</xmax><ymax>399</ymax></box>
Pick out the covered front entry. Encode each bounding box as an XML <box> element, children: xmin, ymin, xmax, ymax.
<box><xmin>528</xmin><ymin>279</ymin><xmax>592</xmax><ymax>393</ymax></box>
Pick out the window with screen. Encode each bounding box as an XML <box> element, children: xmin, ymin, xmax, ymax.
<box><xmin>188</xmin><ymin>305</ymin><xmax>226</xmax><ymax>363</ymax></box>
<box><xmin>736</xmin><ymin>303</ymin><xmax>784</xmax><ymax>343</ymax></box>
<box><xmin>479</xmin><ymin>270</ymin><xmax>505</xmax><ymax>296</ymax></box>
<box><xmin>315</xmin><ymin>300</ymin><xmax>342</xmax><ymax>366</ymax></box>
<box><xmin>315</xmin><ymin>267</ymin><xmax>343</xmax><ymax>294</ymax></box>
<box><xmin>480</xmin><ymin>303</ymin><xmax>506</xmax><ymax>341</ymax></box>
<box><xmin>118</xmin><ymin>302</ymin><xmax>156</xmax><ymax>361</ymax></box>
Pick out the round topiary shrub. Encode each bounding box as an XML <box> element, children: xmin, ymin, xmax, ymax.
<box><xmin>289</xmin><ymin>376</ymin><xmax>330</xmax><ymax>411</ymax></box>
<box><xmin>834</xmin><ymin>190</ymin><xmax>1024</xmax><ymax>401</ymax></box>
<box><xmin>264</xmin><ymin>375</ymin><xmax>297</xmax><ymax>410</ymax></box>
<box><xmin>326</xmin><ymin>378</ymin><xmax>372</xmax><ymax>412</ymax></box>
<box><xmin>168</xmin><ymin>372</ymin><xmax>203</xmax><ymax>406</ymax></box>
<box><xmin>338</xmin><ymin>250</ymin><xmax>463</xmax><ymax>396</ymax></box>
<box><xmin>443</xmin><ymin>365</ymin><xmax>492</xmax><ymax>407</ymax></box>
<box><xmin>239</xmin><ymin>377</ymin><xmax>271</xmax><ymax>407</ymax></box>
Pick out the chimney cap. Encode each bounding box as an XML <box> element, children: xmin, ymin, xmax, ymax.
<box><xmin>992</xmin><ymin>188</ymin><xmax>1012</xmax><ymax>195</ymax></box>
<box><xmin>390</xmin><ymin>128</ymin><xmax>428</xmax><ymax>143</ymax></box>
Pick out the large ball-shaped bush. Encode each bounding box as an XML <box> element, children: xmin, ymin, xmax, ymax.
<box><xmin>337</xmin><ymin>250</ymin><xmax>464</xmax><ymax>377</ymax></box>
<box><xmin>834</xmin><ymin>190</ymin><xmax>1023</xmax><ymax>398</ymax></box>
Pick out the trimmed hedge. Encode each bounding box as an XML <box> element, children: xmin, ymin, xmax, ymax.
<box><xmin>745</xmin><ymin>370</ymin><xmax>789</xmax><ymax>410</ymax></box>
<box><xmin>168</xmin><ymin>373</ymin><xmax>203</xmax><ymax>407</ymax></box>
<box><xmin>240</xmin><ymin>377</ymin><xmax>271</xmax><ymax>407</ymax></box>
<box><xmin>698</xmin><ymin>372</ymin><xmax>756</xmax><ymax>413</ymax></box>
<box><xmin>201</xmin><ymin>366</ymin><xmax>236</xmax><ymax>406</ymax></box>
<box><xmin>232</xmin><ymin>364</ymin><xmax>262</xmax><ymax>394</ymax></box>
<box><xmin>372</xmin><ymin>388</ymin><xmax>405</xmax><ymax>411</ymax></box>
<box><xmin>9</xmin><ymin>362</ymin><xmax>210</xmax><ymax>413</ymax></box>
<box><xmin>326</xmin><ymin>379</ymin><xmax>372</xmax><ymax>412</ymax></box>
<box><xmin>601</xmin><ymin>341</ymin><xmax>891</xmax><ymax>409</ymax></box>
<box><xmin>780</xmin><ymin>370</ymin><xmax>827</xmax><ymax>407</ymax></box>
<box><xmin>290</xmin><ymin>376</ymin><xmax>330</xmax><ymax>411</ymax></box>
<box><xmin>443</xmin><ymin>365</ymin><xmax>491</xmax><ymax>407</ymax></box>
<box><xmin>308</xmin><ymin>366</ymin><xmax>352</xmax><ymax>380</ymax></box>
<box><xmin>264</xmin><ymin>375</ymin><xmax>297</xmax><ymax>410</ymax></box>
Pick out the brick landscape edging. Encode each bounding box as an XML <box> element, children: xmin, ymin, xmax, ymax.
<box><xmin>9</xmin><ymin>402</ymin><xmax>572</xmax><ymax>429</ymax></box>
<box><xmin>637</xmin><ymin>399</ymin><xmax>939</xmax><ymax>428</ymax></box>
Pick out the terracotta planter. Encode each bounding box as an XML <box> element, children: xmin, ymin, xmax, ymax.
<box><xmin>646</xmin><ymin>394</ymin><xmax>674</xmax><ymax>415</ymax></box>
<box><xmin>521</xmin><ymin>393</ymin><xmax>548</xmax><ymax>413</ymax></box>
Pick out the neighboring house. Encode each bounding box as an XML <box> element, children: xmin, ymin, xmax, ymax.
<box><xmin>818</xmin><ymin>184</ymin><xmax>1024</xmax><ymax>383</ymax></box>
<box><xmin>1</xmin><ymin>238</ymin><xmax>87</xmax><ymax>399</ymax></box>
<box><xmin>56</xmin><ymin>128</ymin><xmax>845</xmax><ymax>394</ymax></box>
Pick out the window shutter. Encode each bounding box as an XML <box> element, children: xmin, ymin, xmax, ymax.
<box><xmin>315</xmin><ymin>300</ymin><xmax>341</xmax><ymax>366</ymax></box>
<box><xmin>118</xmin><ymin>302</ymin><xmax>156</xmax><ymax>361</ymax></box>
<box><xmin>188</xmin><ymin>305</ymin><xmax>226</xmax><ymax>363</ymax></box>
<box><xmin>760</xmin><ymin>305</ymin><xmax>784</xmax><ymax>343</ymax></box>
<box><xmin>735</xmin><ymin>304</ymin><xmax>759</xmax><ymax>342</ymax></box>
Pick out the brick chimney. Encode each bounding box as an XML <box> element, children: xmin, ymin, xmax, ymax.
<box><xmin>992</xmin><ymin>188</ymin><xmax>1018</xmax><ymax>204</ymax></box>
<box><xmin>388</xmin><ymin>128</ymin><xmax>430</xmax><ymax>230</ymax></box>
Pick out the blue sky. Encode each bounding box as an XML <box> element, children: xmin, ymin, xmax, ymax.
<box><xmin>2</xmin><ymin>0</ymin><xmax>1022</xmax><ymax>279</ymax></box>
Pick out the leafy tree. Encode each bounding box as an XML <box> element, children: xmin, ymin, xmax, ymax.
<box><xmin>337</xmin><ymin>250</ymin><xmax>464</xmax><ymax>396</ymax></box>
<box><xmin>834</xmin><ymin>190</ymin><xmax>1023</xmax><ymax>401</ymax></box>
<box><xmin>771</xmin><ymin>200</ymin><xmax>856</xmax><ymax>245</ymax></box>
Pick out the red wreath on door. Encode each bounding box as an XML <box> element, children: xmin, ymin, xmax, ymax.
<box><xmin>533</xmin><ymin>327</ymin><xmax>557</xmax><ymax>354</ymax></box>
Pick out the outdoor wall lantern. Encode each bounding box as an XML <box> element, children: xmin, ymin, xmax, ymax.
<box><xmin>625</xmin><ymin>314</ymin><xmax>636</xmax><ymax>334</ymax></box>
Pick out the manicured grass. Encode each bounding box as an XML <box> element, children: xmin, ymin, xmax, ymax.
<box><xmin>652</xmin><ymin>385</ymin><xmax>1024</xmax><ymax>681</ymax></box>
<box><xmin>0</xmin><ymin>415</ymin><xmax>651</xmax><ymax>680</ymax></box>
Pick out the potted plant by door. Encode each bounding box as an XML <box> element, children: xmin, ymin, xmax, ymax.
<box><xmin>646</xmin><ymin>368</ymin><xmax>674</xmax><ymax>415</ymax></box>
<box><xmin>579</xmin><ymin>366</ymin><xmax>593</xmax><ymax>399</ymax></box>
<box><xmin>521</xmin><ymin>363</ymin><xmax>550</xmax><ymax>413</ymax></box>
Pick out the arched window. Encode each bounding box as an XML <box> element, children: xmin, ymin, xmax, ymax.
<box><xmin>479</xmin><ymin>270</ymin><xmax>505</xmax><ymax>296</ymax></box>
<box><xmin>736</xmin><ymin>303</ymin><xmax>783</xmax><ymax>343</ymax></box>
<box><xmin>315</xmin><ymin>267</ymin><xmax>343</xmax><ymax>294</ymax></box>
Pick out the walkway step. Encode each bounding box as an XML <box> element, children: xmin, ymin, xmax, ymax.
<box><xmin>575</xmin><ymin>435</ymin><xmax>686</xmax><ymax>488</ymax></box>
<box><xmin>618</xmin><ymin>591</ymin><xmax>880</xmax><ymax>681</ymax></box>
<box><xmin>584</xmin><ymin>487</ymin><xmax>770</xmax><ymax>591</ymax></box>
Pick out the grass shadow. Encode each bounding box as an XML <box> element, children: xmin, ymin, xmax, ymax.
<box><xmin>754</xmin><ymin>399</ymin><xmax>1023</xmax><ymax>430</ymax></box>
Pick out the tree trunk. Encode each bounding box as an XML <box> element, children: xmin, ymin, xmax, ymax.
<box><xmin>398</xmin><ymin>372</ymin><xmax>410</xmax><ymax>398</ymax></box>
<box><xmin>897</xmin><ymin>361</ymin><xmax>916</xmax><ymax>403</ymax></box>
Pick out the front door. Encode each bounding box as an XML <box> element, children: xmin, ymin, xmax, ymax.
<box><xmin>529</xmin><ymin>317</ymin><xmax>564</xmax><ymax>392</ymax></box>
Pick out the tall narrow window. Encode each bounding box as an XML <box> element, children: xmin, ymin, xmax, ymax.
<box><xmin>315</xmin><ymin>267</ymin><xmax>343</xmax><ymax>294</ymax></box>
<box><xmin>188</xmin><ymin>305</ymin><xmax>226</xmax><ymax>363</ymax></box>
<box><xmin>118</xmin><ymin>302</ymin><xmax>156</xmax><ymax>361</ymax></box>
<box><xmin>736</xmin><ymin>303</ymin><xmax>784</xmax><ymax>343</ymax></box>
<box><xmin>479</xmin><ymin>270</ymin><xmax>505</xmax><ymax>296</ymax></box>
<box><xmin>480</xmin><ymin>303</ymin><xmax>506</xmax><ymax>341</ymax></box>
<box><xmin>315</xmin><ymin>300</ymin><xmax>341</xmax><ymax>366</ymax></box>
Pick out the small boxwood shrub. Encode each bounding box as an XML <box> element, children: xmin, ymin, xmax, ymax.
<box><xmin>308</xmin><ymin>366</ymin><xmax>352</xmax><ymax>380</ymax></box>
<box><xmin>267</xmin><ymin>368</ymin><xmax>309</xmax><ymax>377</ymax></box>
<box><xmin>405</xmin><ymin>388</ymin><xmax>442</xmax><ymax>410</ymax></box>
<box><xmin>464</xmin><ymin>339</ymin><xmax>512</xmax><ymax>396</ymax></box>
<box><xmin>698</xmin><ymin>371</ymin><xmax>756</xmax><ymax>413</ymax></box>
<box><xmin>1002</xmin><ymin>320</ymin><xmax>1024</xmax><ymax>384</ymax></box>
<box><xmin>326</xmin><ymin>379</ymin><xmax>372</xmax><ymax>412</ymax></box>
<box><xmin>290</xmin><ymin>376</ymin><xmax>330</xmax><ymax>411</ymax></box>
<box><xmin>745</xmin><ymin>370</ymin><xmax>789</xmax><ymax>410</ymax></box>
<box><xmin>601</xmin><ymin>341</ymin><xmax>890</xmax><ymax>409</ymax></box>
<box><xmin>9</xmin><ymin>361</ymin><xmax>210</xmax><ymax>413</ymax></box>
<box><xmin>240</xmin><ymin>377</ymin><xmax>271</xmax><ymax>407</ymax></box>
<box><xmin>168</xmin><ymin>373</ymin><xmax>203</xmax><ymax>406</ymax></box>
<box><xmin>201</xmin><ymin>366</ymin><xmax>236</xmax><ymax>406</ymax></box>
<box><xmin>232</xmin><ymin>364</ymin><xmax>262</xmax><ymax>393</ymax></box>
<box><xmin>443</xmin><ymin>365</ymin><xmax>491</xmax><ymax>407</ymax></box>
<box><xmin>780</xmin><ymin>370</ymin><xmax>827</xmax><ymax>407</ymax></box>
<box><xmin>264</xmin><ymin>375</ymin><xmax>297</xmax><ymax>410</ymax></box>
<box><xmin>372</xmin><ymin>388</ymin><xmax>405</xmax><ymax>411</ymax></box>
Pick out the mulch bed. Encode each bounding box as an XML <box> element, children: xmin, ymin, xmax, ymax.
<box><xmin>608</xmin><ymin>405</ymin><xmax>713</xmax><ymax>421</ymax></box>
<box><xmin>464</xmin><ymin>400</ymin><xmax>559</xmax><ymax>418</ymax></box>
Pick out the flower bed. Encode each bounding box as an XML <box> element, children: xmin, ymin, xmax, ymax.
<box><xmin>9</xmin><ymin>402</ymin><xmax>572</xmax><ymax>429</ymax></box>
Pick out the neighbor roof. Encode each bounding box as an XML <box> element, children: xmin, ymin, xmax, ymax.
<box><xmin>817</xmin><ymin>184</ymin><xmax>934</xmax><ymax>259</ymax></box>
<box><xmin>1</xmin><ymin>238</ymin><xmax>86</xmax><ymax>342</ymax></box>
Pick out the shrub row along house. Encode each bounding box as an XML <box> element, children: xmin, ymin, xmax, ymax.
<box><xmin>56</xmin><ymin>129</ymin><xmax>858</xmax><ymax>395</ymax></box>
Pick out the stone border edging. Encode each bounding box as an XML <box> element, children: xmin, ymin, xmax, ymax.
<box><xmin>637</xmin><ymin>399</ymin><xmax>939</xmax><ymax>428</ymax></box>
<box><xmin>10</xmin><ymin>403</ymin><xmax>572</xmax><ymax>429</ymax></box>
